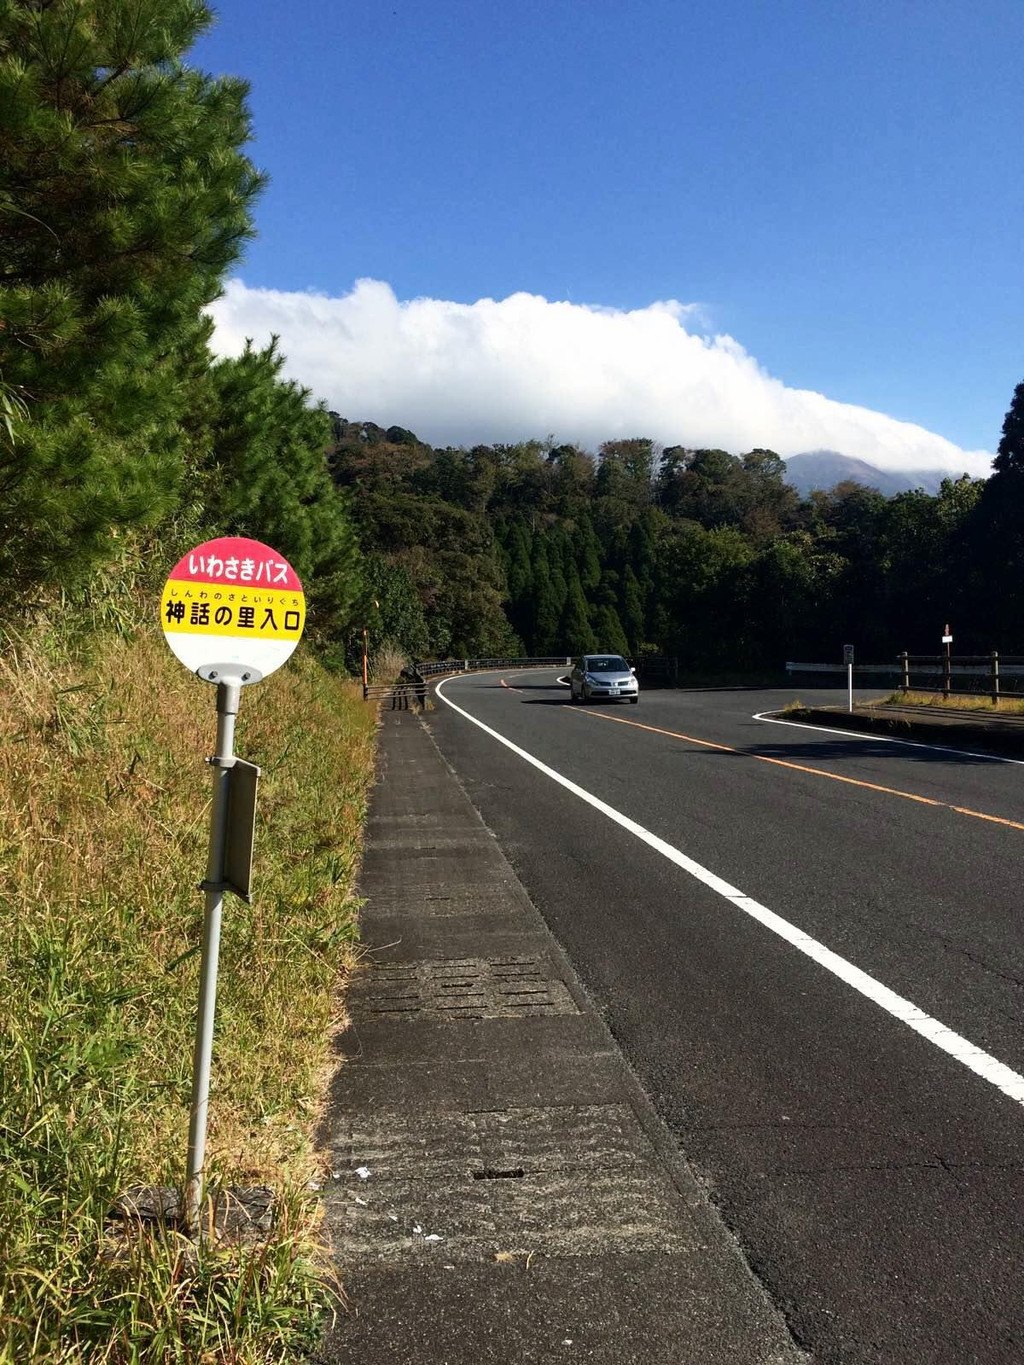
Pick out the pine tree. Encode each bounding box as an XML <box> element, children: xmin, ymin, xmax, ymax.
<box><xmin>592</xmin><ymin>603</ymin><xmax>630</xmax><ymax>657</ymax></box>
<box><xmin>361</xmin><ymin>555</ymin><xmax>429</xmax><ymax>660</ymax></box>
<box><xmin>620</xmin><ymin>565</ymin><xmax>645</xmax><ymax>651</ymax></box>
<box><xmin>506</xmin><ymin>518</ymin><xmax>533</xmax><ymax>602</ymax></box>
<box><xmin>504</xmin><ymin>518</ymin><xmax>534</xmax><ymax>645</ymax></box>
<box><xmin>545</xmin><ymin>528</ymin><xmax>569</xmax><ymax>615</ymax></box>
<box><xmin>530</xmin><ymin>537</ymin><xmax>561</xmax><ymax>654</ymax></box>
<box><xmin>574</xmin><ymin>514</ymin><xmax>602</xmax><ymax>592</ymax></box>
<box><xmin>559</xmin><ymin>567</ymin><xmax>597</xmax><ymax>655</ymax></box>
<box><xmin>202</xmin><ymin>341</ymin><xmax>362</xmax><ymax>640</ymax></box>
<box><xmin>0</xmin><ymin>0</ymin><xmax>265</xmax><ymax>601</ymax></box>
<box><xmin>994</xmin><ymin>382</ymin><xmax>1024</xmax><ymax>476</ymax></box>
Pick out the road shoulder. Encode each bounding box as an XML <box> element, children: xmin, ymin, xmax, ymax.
<box><xmin>316</xmin><ymin>708</ymin><xmax>806</xmax><ymax>1364</ymax></box>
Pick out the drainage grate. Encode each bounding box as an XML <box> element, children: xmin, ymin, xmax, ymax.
<box><xmin>350</xmin><ymin>956</ymin><xmax>579</xmax><ymax>1020</ymax></box>
<box><xmin>327</xmin><ymin>1105</ymin><xmax>693</xmax><ymax>1262</ymax></box>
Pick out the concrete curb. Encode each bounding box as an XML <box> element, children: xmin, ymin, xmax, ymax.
<box><xmin>779</xmin><ymin>703</ymin><xmax>1024</xmax><ymax>755</ymax></box>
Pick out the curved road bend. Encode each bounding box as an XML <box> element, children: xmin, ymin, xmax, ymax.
<box><xmin>426</xmin><ymin>668</ymin><xmax>1024</xmax><ymax>1364</ymax></box>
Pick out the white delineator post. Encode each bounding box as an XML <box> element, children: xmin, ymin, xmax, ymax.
<box><xmin>848</xmin><ymin>662</ymin><xmax>853</xmax><ymax>713</ymax></box>
<box><xmin>185</xmin><ymin>676</ymin><xmax>240</xmax><ymax>1231</ymax></box>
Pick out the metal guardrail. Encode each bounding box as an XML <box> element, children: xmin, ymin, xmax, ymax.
<box><xmin>787</xmin><ymin>654</ymin><xmax>1024</xmax><ymax>701</ymax></box>
<box><xmin>414</xmin><ymin>656</ymin><xmax>573</xmax><ymax>677</ymax></box>
<box><xmin>362</xmin><ymin>680</ymin><xmax>428</xmax><ymax>709</ymax></box>
<box><xmin>414</xmin><ymin>655</ymin><xmax>678</xmax><ymax>680</ymax></box>
<box><xmin>363</xmin><ymin>657</ymin><xmax>569</xmax><ymax>706</ymax></box>
<box><xmin>899</xmin><ymin>652</ymin><xmax>1024</xmax><ymax>701</ymax></box>
<box><xmin>786</xmin><ymin>662</ymin><xmax>900</xmax><ymax>675</ymax></box>
<box><xmin>363</xmin><ymin>654</ymin><xmax>682</xmax><ymax>703</ymax></box>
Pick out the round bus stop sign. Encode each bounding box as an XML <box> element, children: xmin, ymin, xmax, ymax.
<box><xmin>161</xmin><ymin>536</ymin><xmax>305</xmax><ymax>683</ymax></box>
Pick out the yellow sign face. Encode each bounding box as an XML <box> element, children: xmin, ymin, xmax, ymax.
<box><xmin>160</xmin><ymin>581</ymin><xmax>306</xmax><ymax>641</ymax></box>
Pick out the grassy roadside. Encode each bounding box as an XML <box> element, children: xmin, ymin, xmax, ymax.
<box><xmin>0</xmin><ymin>590</ymin><xmax>377</xmax><ymax>1362</ymax></box>
<box><xmin>880</xmin><ymin>690</ymin><xmax>1024</xmax><ymax>715</ymax></box>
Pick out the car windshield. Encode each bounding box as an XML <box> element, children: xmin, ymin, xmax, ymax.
<box><xmin>586</xmin><ymin>657</ymin><xmax>629</xmax><ymax>673</ymax></box>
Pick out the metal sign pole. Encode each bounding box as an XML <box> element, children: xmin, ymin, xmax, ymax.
<box><xmin>162</xmin><ymin>535</ymin><xmax>305</xmax><ymax>1237</ymax></box>
<box><xmin>942</xmin><ymin>624</ymin><xmax>953</xmax><ymax>698</ymax></box>
<box><xmin>185</xmin><ymin>677</ymin><xmax>241</xmax><ymax>1232</ymax></box>
<box><xmin>843</xmin><ymin>644</ymin><xmax>854</xmax><ymax>712</ymax></box>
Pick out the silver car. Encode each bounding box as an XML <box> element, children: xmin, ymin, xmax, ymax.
<box><xmin>569</xmin><ymin>654</ymin><xmax>639</xmax><ymax>704</ymax></box>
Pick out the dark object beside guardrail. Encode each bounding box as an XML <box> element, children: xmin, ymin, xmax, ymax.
<box><xmin>363</xmin><ymin>667</ymin><xmax>428</xmax><ymax>709</ymax></box>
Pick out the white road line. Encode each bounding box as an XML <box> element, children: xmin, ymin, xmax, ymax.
<box><xmin>437</xmin><ymin>676</ymin><xmax>1024</xmax><ymax>1108</ymax></box>
<box><xmin>753</xmin><ymin>710</ymin><xmax>1024</xmax><ymax>766</ymax></box>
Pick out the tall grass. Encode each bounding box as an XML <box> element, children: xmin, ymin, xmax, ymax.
<box><xmin>0</xmin><ymin>564</ymin><xmax>377</xmax><ymax>1362</ymax></box>
<box><xmin>883</xmin><ymin>690</ymin><xmax>1024</xmax><ymax>714</ymax></box>
<box><xmin>368</xmin><ymin>638</ymin><xmax>410</xmax><ymax>684</ymax></box>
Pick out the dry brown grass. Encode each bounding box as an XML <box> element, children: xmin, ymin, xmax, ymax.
<box><xmin>882</xmin><ymin>690</ymin><xmax>1024</xmax><ymax>715</ymax></box>
<box><xmin>369</xmin><ymin>637</ymin><xmax>410</xmax><ymax>684</ymax></box>
<box><xmin>0</xmin><ymin>604</ymin><xmax>378</xmax><ymax>1361</ymax></box>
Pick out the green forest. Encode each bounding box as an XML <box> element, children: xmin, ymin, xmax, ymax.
<box><xmin>3</xmin><ymin>0</ymin><xmax>1024</xmax><ymax>672</ymax></box>
<box><xmin>333</xmin><ymin>406</ymin><xmax>1024</xmax><ymax>670</ymax></box>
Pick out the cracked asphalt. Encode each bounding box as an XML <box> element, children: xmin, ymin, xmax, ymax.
<box><xmin>427</xmin><ymin>671</ymin><xmax>1024</xmax><ymax>1364</ymax></box>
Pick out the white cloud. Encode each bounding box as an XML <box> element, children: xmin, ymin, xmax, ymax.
<box><xmin>207</xmin><ymin>279</ymin><xmax>993</xmax><ymax>478</ymax></box>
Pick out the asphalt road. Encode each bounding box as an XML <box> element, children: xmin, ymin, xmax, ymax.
<box><xmin>426</xmin><ymin>669</ymin><xmax>1024</xmax><ymax>1364</ymax></box>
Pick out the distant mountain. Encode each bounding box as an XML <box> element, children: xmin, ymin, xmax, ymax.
<box><xmin>783</xmin><ymin>450</ymin><xmax>946</xmax><ymax>497</ymax></box>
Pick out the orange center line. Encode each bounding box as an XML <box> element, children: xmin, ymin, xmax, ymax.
<box><xmin>951</xmin><ymin>805</ymin><xmax>1024</xmax><ymax>831</ymax></box>
<box><xmin>581</xmin><ymin>709</ymin><xmax>1024</xmax><ymax>831</ymax></box>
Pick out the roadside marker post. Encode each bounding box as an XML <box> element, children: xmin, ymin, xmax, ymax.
<box><xmin>843</xmin><ymin>643</ymin><xmax>855</xmax><ymax>712</ymax></box>
<box><xmin>160</xmin><ymin>536</ymin><xmax>306</xmax><ymax>1232</ymax></box>
<box><xmin>942</xmin><ymin>625</ymin><xmax>953</xmax><ymax>698</ymax></box>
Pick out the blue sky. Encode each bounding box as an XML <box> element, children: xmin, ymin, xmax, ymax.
<box><xmin>194</xmin><ymin>0</ymin><xmax>1021</xmax><ymax>463</ymax></box>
